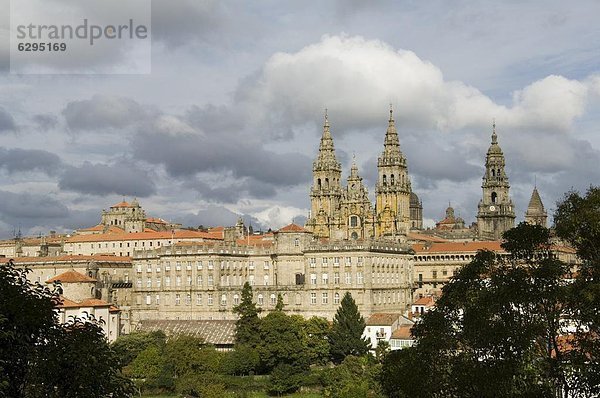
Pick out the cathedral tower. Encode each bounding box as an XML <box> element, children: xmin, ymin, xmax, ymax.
<box><xmin>476</xmin><ymin>122</ymin><xmax>515</xmax><ymax>240</ymax></box>
<box><xmin>305</xmin><ymin>112</ymin><xmax>342</xmax><ymax>238</ymax></box>
<box><xmin>375</xmin><ymin>106</ymin><xmax>411</xmax><ymax>238</ymax></box>
<box><xmin>524</xmin><ymin>186</ymin><xmax>547</xmax><ymax>227</ymax></box>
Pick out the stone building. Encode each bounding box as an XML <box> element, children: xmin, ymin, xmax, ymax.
<box><xmin>476</xmin><ymin>123</ymin><xmax>516</xmax><ymax>240</ymax></box>
<box><xmin>524</xmin><ymin>186</ymin><xmax>548</xmax><ymax>227</ymax></box>
<box><xmin>305</xmin><ymin>108</ymin><xmax>423</xmax><ymax>240</ymax></box>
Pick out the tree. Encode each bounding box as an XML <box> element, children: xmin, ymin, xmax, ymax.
<box><xmin>232</xmin><ymin>282</ymin><xmax>262</xmax><ymax>348</ymax></box>
<box><xmin>328</xmin><ymin>292</ymin><xmax>370</xmax><ymax>363</ymax></box>
<box><xmin>257</xmin><ymin>312</ymin><xmax>309</xmax><ymax>373</ymax></box>
<box><xmin>112</xmin><ymin>330</ymin><xmax>166</xmax><ymax>368</ymax></box>
<box><xmin>0</xmin><ymin>260</ymin><xmax>134</xmax><ymax>397</ymax></box>
<box><xmin>381</xmin><ymin>223</ymin><xmax>576</xmax><ymax>397</ymax></box>
<box><xmin>554</xmin><ymin>186</ymin><xmax>600</xmax><ymax>394</ymax></box>
<box><xmin>303</xmin><ymin>316</ymin><xmax>331</xmax><ymax>365</ymax></box>
<box><xmin>321</xmin><ymin>355</ymin><xmax>383</xmax><ymax>398</ymax></box>
<box><xmin>268</xmin><ymin>363</ymin><xmax>306</xmax><ymax>396</ymax></box>
<box><xmin>274</xmin><ymin>292</ymin><xmax>285</xmax><ymax>311</ymax></box>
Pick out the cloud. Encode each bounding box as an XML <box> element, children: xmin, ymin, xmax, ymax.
<box><xmin>0</xmin><ymin>147</ymin><xmax>63</xmax><ymax>175</ymax></box>
<box><xmin>173</xmin><ymin>204</ymin><xmax>264</xmax><ymax>229</ymax></box>
<box><xmin>63</xmin><ymin>95</ymin><xmax>150</xmax><ymax>131</ymax></box>
<box><xmin>32</xmin><ymin>114</ymin><xmax>59</xmax><ymax>130</ymax></box>
<box><xmin>0</xmin><ymin>107</ymin><xmax>16</xmax><ymax>132</ymax></box>
<box><xmin>0</xmin><ymin>190</ymin><xmax>69</xmax><ymax>221</ymax></box>
<box><xmin>58</xmin><ymin>161</ymin><xmax>156</xmax><ymax>197</ymax></box>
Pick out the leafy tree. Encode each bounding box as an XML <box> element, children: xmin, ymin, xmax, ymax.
<box><xmin>328</xmin><ymin>292</ymin><xmax>370</xmax><ymax>363</ymax></box>
<box><xmin>303</xmin><ymin>316</ymin><xmax>331</xmax><ymax>365</ymax></box>
<box><xmin>268</xmin><ymin>363</ymin><xmax>306</xmax><ymax>396</ymax></box>
<box><xmin>221</xmin><ymin>344</ymin><xmax>260</xmax><ymax>375</ymax></box>
<box><xmin>112</xmin><ymin>330</ymin><xmax>166</xmax><ymax>368</ymax></box>
<box><xmin>274</xmin><ymin>292</ymin><xmax>285</xmax><ymax>311</ymax></box>
<box><xmin>0</xmin><ymin>260</ymin><xmax>133</xmax><ymax>397</ymax></box>
<box><xmin>233</xmin><ymin>282</ymin><xmax>262</xmax><ymax>348</ymax></box>
<box><xmin>321</xmin><ymin>355</ymin><xmax>383</xmax><ymax>398</ymax></box>
<box><xmin>163</xmin><ymin>335</ymin><xmax>222</xmax><ymax>378</ymax></box>
<box><xmin>126</xmin><ymin>344</ymin><xmax>165</xmax><ymax>379</ymax></box>
<box><xmin>381</xmin><ymin>223</ymin><xmax>576</xmax><ymax>397</ymax></box>
<box><xmin>257</xmin><ymin>312</ymin><xmax>309</xmax><ymax>373</ymax></box>
<box><xmin>554</xmin><ymin>186</ymin><xmax>600</xmax><ymax>394</ymax></box>
<box><xmin>374</xmin><ymin>340</ymin><xmax>390</xmax><ymax>363</ymax></box>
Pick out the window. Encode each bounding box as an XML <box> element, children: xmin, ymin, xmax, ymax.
<box><xmin>146</xmin><ymin>278</ymin><xmax>152</xmax><ymax>288</ymax></box>
<box><xmin>187</xmin><ymin>275</ymin><xmax>192</xmax><ymax>286</ymax></box>
<box><xmin>345</xmin><ymin>257</ymin><xmax>352</xmax><ymax>265</ymax></box>
<box><xmin>176</xmin><ymin>262</ymin><xmax>181</xmax><ymax>271</ymax></box>
<box><xmin>221</xmin><ymin>294</ymin><xmax>227</xmax><ymax>306</ymax></box>
<box><xmin>357</xmin><ymin>272</ymin><xmax>364</xmax><ymax>285</ymax></box>
<box><xmin>156</xmin><ymin>264</ymin><xmax>161</xmax><ymax>273</ymax></box>
<box><xmin>334</xmin><ymin>292</ymin><xmax>340</xmax><ymax>304</ymax></box>
<box><xmin>264</xmin><ymin>261</ymin><xmax>269</xmax><ymax>270</ymax></box>
<box><xmin>175</xmin><ymin>294</ymin><xmax>181</xmax><ymax>305</ymax></box>
<box><xmin>491</xmin><ymin>191</ymin><xmax>497</xmax><ymax>203</ymax></box>
<box><xmin>294</xmin><ymin>238</ymin><xmax>299</xmax><ymax>247</ymax></box>
<box><xmin>249</xmin><ymin>261</ymin><xmax>254</xmax><ymax>270</ymax></box>
<box><xmin>196</xmin><ymin>276</ymin><xmax>202</xmax><ymax>286</ymax></box>
<box><xmin>185</xmin><ymin>293</ymin><xmax>191</xmax><ymax>305</ymax></box>
<box><xmin>258</xmin><ymin>294</ymin><xmax>264</xmax><ymax>306</ymax></box>
<box><xmin>432</xmin><ymin>270</ymin><xmax>437</xmax><ymax>279</ymax></box>
<box><xmin>270</xmin><ymin>294</ymin><xmax>276</xmax><ymax>306</ymax></box>
<box><xmin>249</xmin><ymin>275</ymin><xmax>254</xmax><ymax>286</ymax></box>
<box><xmin>322</xmin><ymin>257</ymin><xmax>328</xmax><ymax>266</ymax></box>
<box><xmin>156</xmin><ymin>278</ymin><xmax>161</xmax><ymax>288</ymax></box>
<box><xmin>310</xmin><ymin>273</ymin><xmax>317</xmax><ymax>285</ymax></box>
<box><xmin>322</xmin><ymin>273</ymin><xmax>328</xmax><ymax>284</ymax></box>
<box><xmin>357</xmin><ymin>257</ymin><xmax>363</xmax><ymax>266</ymax></box>
<box><xmin>310</xmin><ymin>292</ymin><xmax>317</xmax><ymax>305</ymax></box>
<box><xmin>264</xmin><ymin>275</ymin><xmax>269</xmax><ymax>286</ymax></box>
<box><xmin>155</xmin><ymin>294</ymin><xmax>160</xmax><ymax>305</ymax></box>
<box><xmin>165</xmin><ymin>261</ymin><xmax>171</xmax><ymax>271</ymax></box>
<box><xmin>136</xmin><ymin>264</ymin><xmax>142</xmax><ymax>273</ymax></box>
<box><xmin>165</xmin><ymin>276</ymin><xmax>171</xmax><ymax>286</ymax></box>
<box><xmin>310</xmin><ymin>258</ymin><xmax>316</xmax><ymax>268</ymax></box>
<box><xmin>176</xmin><ymin>276</ymin><xmax>182</xmax><ymax>286</ymax></box>
<box><xmin>345</xmin><ymin>272</ymin><xmax>352</xmax><ymax>285</ymax></box>
<box><xmin>233</xmin><ymin>294</ymin><xmax>240</xmax><ymax>306</ymax></box>
<box><xmin>186</xmin><ymin>261</ymin><xmax>192</xmax><ymax>271</ymax></box>
<box><xmin>146</xmin><ymin>294</ymin><xmax>151</xmax><ymax>305</ymax></box>
<box><xmin>197</xmin><ymin>261</ymin><xmax>203</xmax><ymax>270</ymax></box>
<box><xmin>322</xmin><ymin>292</ymin><xmax>328</xmax><ymax>304</ymax></box>
<box><xmin>208</xmin><ymin>275</ymin><xmax>213</xmax><ymax>286</ymax></box>
<box><xmin>196</xmin><ymin>293</ymin><xmax>202</xmax><ymax>305</ymax></box>
<box><xmin>136</xmin><ymin>278</ymin><xmax>142</xmax><ymax>288</ymax></box>
<box><xmin>207</xmin><ymin>293</ymin><xmax>213</xmax><ymax>306</ymax></box>
<box><xmin>350</xmin><ymin>215</ymin><xmax>358</xmax><ymax>227</ymax></box>
<box><xmin>208</xmin><ymin>260</ymin><xmax>214</xmax><ymax>270</ymax></box>
<box><xmin>146</xmin><ymin>264</ymin><xmax>152</xmax><ymax>273</ymax></box>
<box><xmin>334</xmin><ymin>257</ymin><xmax>340</xmax><ymax>266</ymax></box>
<box><xmin>334</xmin><ymin>272</ymin><xmax>340</xmax><ymax>284</ymax></box>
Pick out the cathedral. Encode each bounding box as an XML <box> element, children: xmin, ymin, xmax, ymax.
<box><xmin>305</xmin><ymin>109</ymin><xmax>544</xmax><ymax>241</ymax></box>
<box><xmin>305</xmin><ymin>107</ymin><xmax>422</xmax><ymax>241</ymax></box>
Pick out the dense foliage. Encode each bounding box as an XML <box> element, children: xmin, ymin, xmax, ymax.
<box><xmin>0</xmin><ymin>259</ymin><xmax>134</xmax><ymax>398</ymax></box>
<box><xmin>329</xmin><ymin>292</ymin><xmax>370</xmax><ymax>363</ymax></box>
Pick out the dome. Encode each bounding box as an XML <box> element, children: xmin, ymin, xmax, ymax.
<box><xmin>410</xmin><ymin>191</ymin><xmax>420</xmax><ymax>206</ymax></box>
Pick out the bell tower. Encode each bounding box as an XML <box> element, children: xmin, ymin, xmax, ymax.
<box><xmin>305</xmin><ymin>111</ymin><xmax>342</xmax><ymax>238</ymax></box>
<box><xmin>476</xmin><ymin>122</ymin><xmax>515</xmax><ymax>240</ymax></box>
<box><xmin>375</xmin><ymin>106</ymin><xmax>411</xmax><ymax>238</ymax></box>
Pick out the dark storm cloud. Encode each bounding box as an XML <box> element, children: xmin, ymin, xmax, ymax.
<box><xmin>193</xmin><ymin>178</ymin><xmax>277</xmax><ymax>203</ymax></box>
<box><xmin>62</xmin><ymin>95</ymin><xmax>149</xmax><ymax>131</ymax></box>
<box><xmin>32</xmin><ymin>114</ymin><xmax>59</xmax><ymax>130</ymax></box>
<box><xmin>0</xmin><ymin>147</ymin><xmax>63</xmax><ymax>175</ymax></box>
<box><xmin>0</xmin><ymin>190</ymin><xmax>69</xmax><ymax>220</ymax></box>
<box><xmin>132</xmin><ymin>120</ymin><xmax>312</xmax><ymax>186</ymax></box>
<box><xmin>58</xmin><ymin>162</ymin><xmax>156</xmax><ymax>197</ymax></box>
<box><xmin>0</xmin><ymin>107</ymin><xmax>17</xmax><ymax>132</ymax></box>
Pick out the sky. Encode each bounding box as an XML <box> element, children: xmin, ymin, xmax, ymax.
<box><xmin>0</xmin><ymin>0</ymin><xmax>599</xmax><ymax>238</ymax></box>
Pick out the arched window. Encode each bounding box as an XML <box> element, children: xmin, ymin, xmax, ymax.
<box><xmin>351</xmin><ymin>232</ymin><xmax>358</xmax><ymax>240</ymax></box>
<box><xmin>317</xmin><ymin>178</ymin><xmax>321</xmax><ymax>189</ymax></box>
<box><xmin>497</xmin><ymin>169</ymin><xmax>501</xmax><ymax>177</ymax></box>
<box><xmin>350</xmin><ymin>215</ymin><xmax>359</xmax><ymax>227</ymax></box>
<box><xmin>491</xmin><ymin>192</ymin><xmax>497</xmax><ymax>203</ymax></box>
<box><xmin>491</xmin><ymin>169</ymin><xmax>495</xmax><ymax>177</ymax></box>
<box><xmin>325</xmin><ymin>178</ymin><xmax>329</xmax><ymax>188</ymax></box>
<box><xmin>258</xmin><ymin>294</ymin><xmax>264</xmax><ymax>305</ymax></box>
<box><xmin>390</xmin><ymin>174</ymin><xmax>395</xmax><ymax>185</ymax></box>
<box><xmin>383</xmin><ymin>175</ymin><xmax>387</xmax><ymax>186</ymax></box>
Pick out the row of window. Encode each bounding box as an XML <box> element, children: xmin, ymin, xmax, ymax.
<box><xmin>309</xmin><ymin>272</ymin><xmax>364</xmax><ymax>285</ymax></box>
<box><xmin>136</xmin><ymin>260</ymin><xmax>270</xmax><ymax>273</ymax></box>
<box><xmin>136</xmin><ymin>274</ymin><xmax>272</xmax><ymax>288</ymax></box>
<box><xmin>308</xmin><ymin>257</ymin><xmax>364</xmax><ymax>267</ymax></box>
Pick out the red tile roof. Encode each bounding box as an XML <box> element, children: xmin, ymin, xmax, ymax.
<box><xmin>366</xmin><ymin>313</ymin><xmax>402</xmax><ymax>326</ymax></box>
<box><xmin>413</xmin><ymin>240</ymin><xmax>504</xmax><ymax>254</ymax></box>
<box><xmin>66</xmin><ymin>229</ymin><xmax>222</xmax><ymax>243</ymax></box>
<box><xmin>413</xmin><ymin>296</ymin><xmax>435</xmax><ymax>306</ymax></box>
<box><xmin>407</xmin><ymin>233</ymin><xmax>450</xmax><ymax>243</ymax></box>
<box><xmin>391</xmin><ymin>325</ymin><xmax>413</xmax><ymax>340</ymax></box>
<box><xmin>46</xmin><ymin>270</ymin><xmax>97</xmax><ymax>284</ymax></box>
<box><xmin>111</xmin><ymin>201</ymin><xmax>131</xmax><ymax>208</ymax></box>
<box><xmin>57</xmin><ymin>296</ymin><xmax>113</xmax><ymax>308</ymax></box>
<box><xmin>8</xmin><ymin>255</ymin><xmax>131</xmax><ymax>264</ymax></box>
<box><xmin>278</xmin><ymin>223</ymin><xmax>308</xmax><ymax>233</ymax></box>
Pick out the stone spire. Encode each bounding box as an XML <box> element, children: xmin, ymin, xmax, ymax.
<box><xmin>525</xmin><ymin>186</ymin><xmax>547</xmax><ymax>227</ymax></box>
<box><xmin>382</xmin><ymin>104</ymin><xmax>402</xmax><ymax>160</ymax></box>
<box><xmin>315</xmin><ymin>110</ymin><xmax>340</xmax><ymax>168</ymax></box>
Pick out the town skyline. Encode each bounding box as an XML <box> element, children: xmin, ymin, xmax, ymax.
<box><xmin>1</xmin><ymin>1</ymin><xmax>599</xmax><ymax>238</ymax></box>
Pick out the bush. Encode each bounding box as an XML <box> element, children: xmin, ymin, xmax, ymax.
<box><xmin>268</xmin><ymin>363</ymin><xmax>307</xmax><ymax>396</ymax></box>
<box><xmin>222</xmin><ymin>345</ymin><xmax>260</xmax><ymax>375</ymax></box>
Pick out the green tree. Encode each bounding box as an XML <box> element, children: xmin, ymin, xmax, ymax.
<box><xmin>257</xmin><ymin>312</ymin><xmax>309</xmax><ymax>373</ymax></box>
<box><xmin>0</xmin><ymin>260</ymin><xmax>133</xmax><ymax>397</ymax></box>
<box><xmin>232</xmin><ymin>282</ymin><xmax>262</xmax><ymax>348</ymax></box>
<box><xmin>126</xmin><ymin>345</ymin><xmax>165</xmax><ymax>379</ymax></box>
<box><xmin>554</xmin><ymin>186</ymin><xmax>600</xmax><ymax>394</ymax></box>
<box><xmin>163</xmin><ymin>335</ymin><xmax>221</xmax><ymax>378</ymax></box>
<box><xmin>112</xmin><ymin>330</ymin><xmax>166</xmax><ymax>368</ymax></box>
<box><xmin>328</xmin><ymin>292</ymin><xmax>370</xmax><ymax>363</ymax></box>
<box><xmin>321</xmin><ymin>355</ymin><xmax>383</xmax><ymax>398</ymax></box>
<box><xmin>268</xmin><ymin>363</ymin><xmax>306</xmax><ymax>396</ymax></box>
<box><xmin>303</xmin><ymin>316</ymin><xmax>331</xmax><ymax>365</ymax></box>
<box><xmin>221</xmin><ymin>344</ymin><xmax>260</xmax><ymax>375</ymax></box>
<box><xmin>274</xmin><ymin>292</ymin><xmax>285</xmax><ymax>311</ymax></box>
<box><xmin>381</xmin><ymin>223</ymin><xmax>575</xmax><ymax>397</ymax></box>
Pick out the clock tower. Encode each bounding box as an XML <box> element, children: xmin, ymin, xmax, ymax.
<box><xmin>476</xmin><ymin>122</ymin><xmax>515</xmax><ymax>240</ymax></box>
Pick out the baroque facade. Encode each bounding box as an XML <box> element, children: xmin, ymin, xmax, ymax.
<box><xmin>305</xmin><ymin>108</ymin><xmax>423</xmax><ymax>240</ymax></box>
